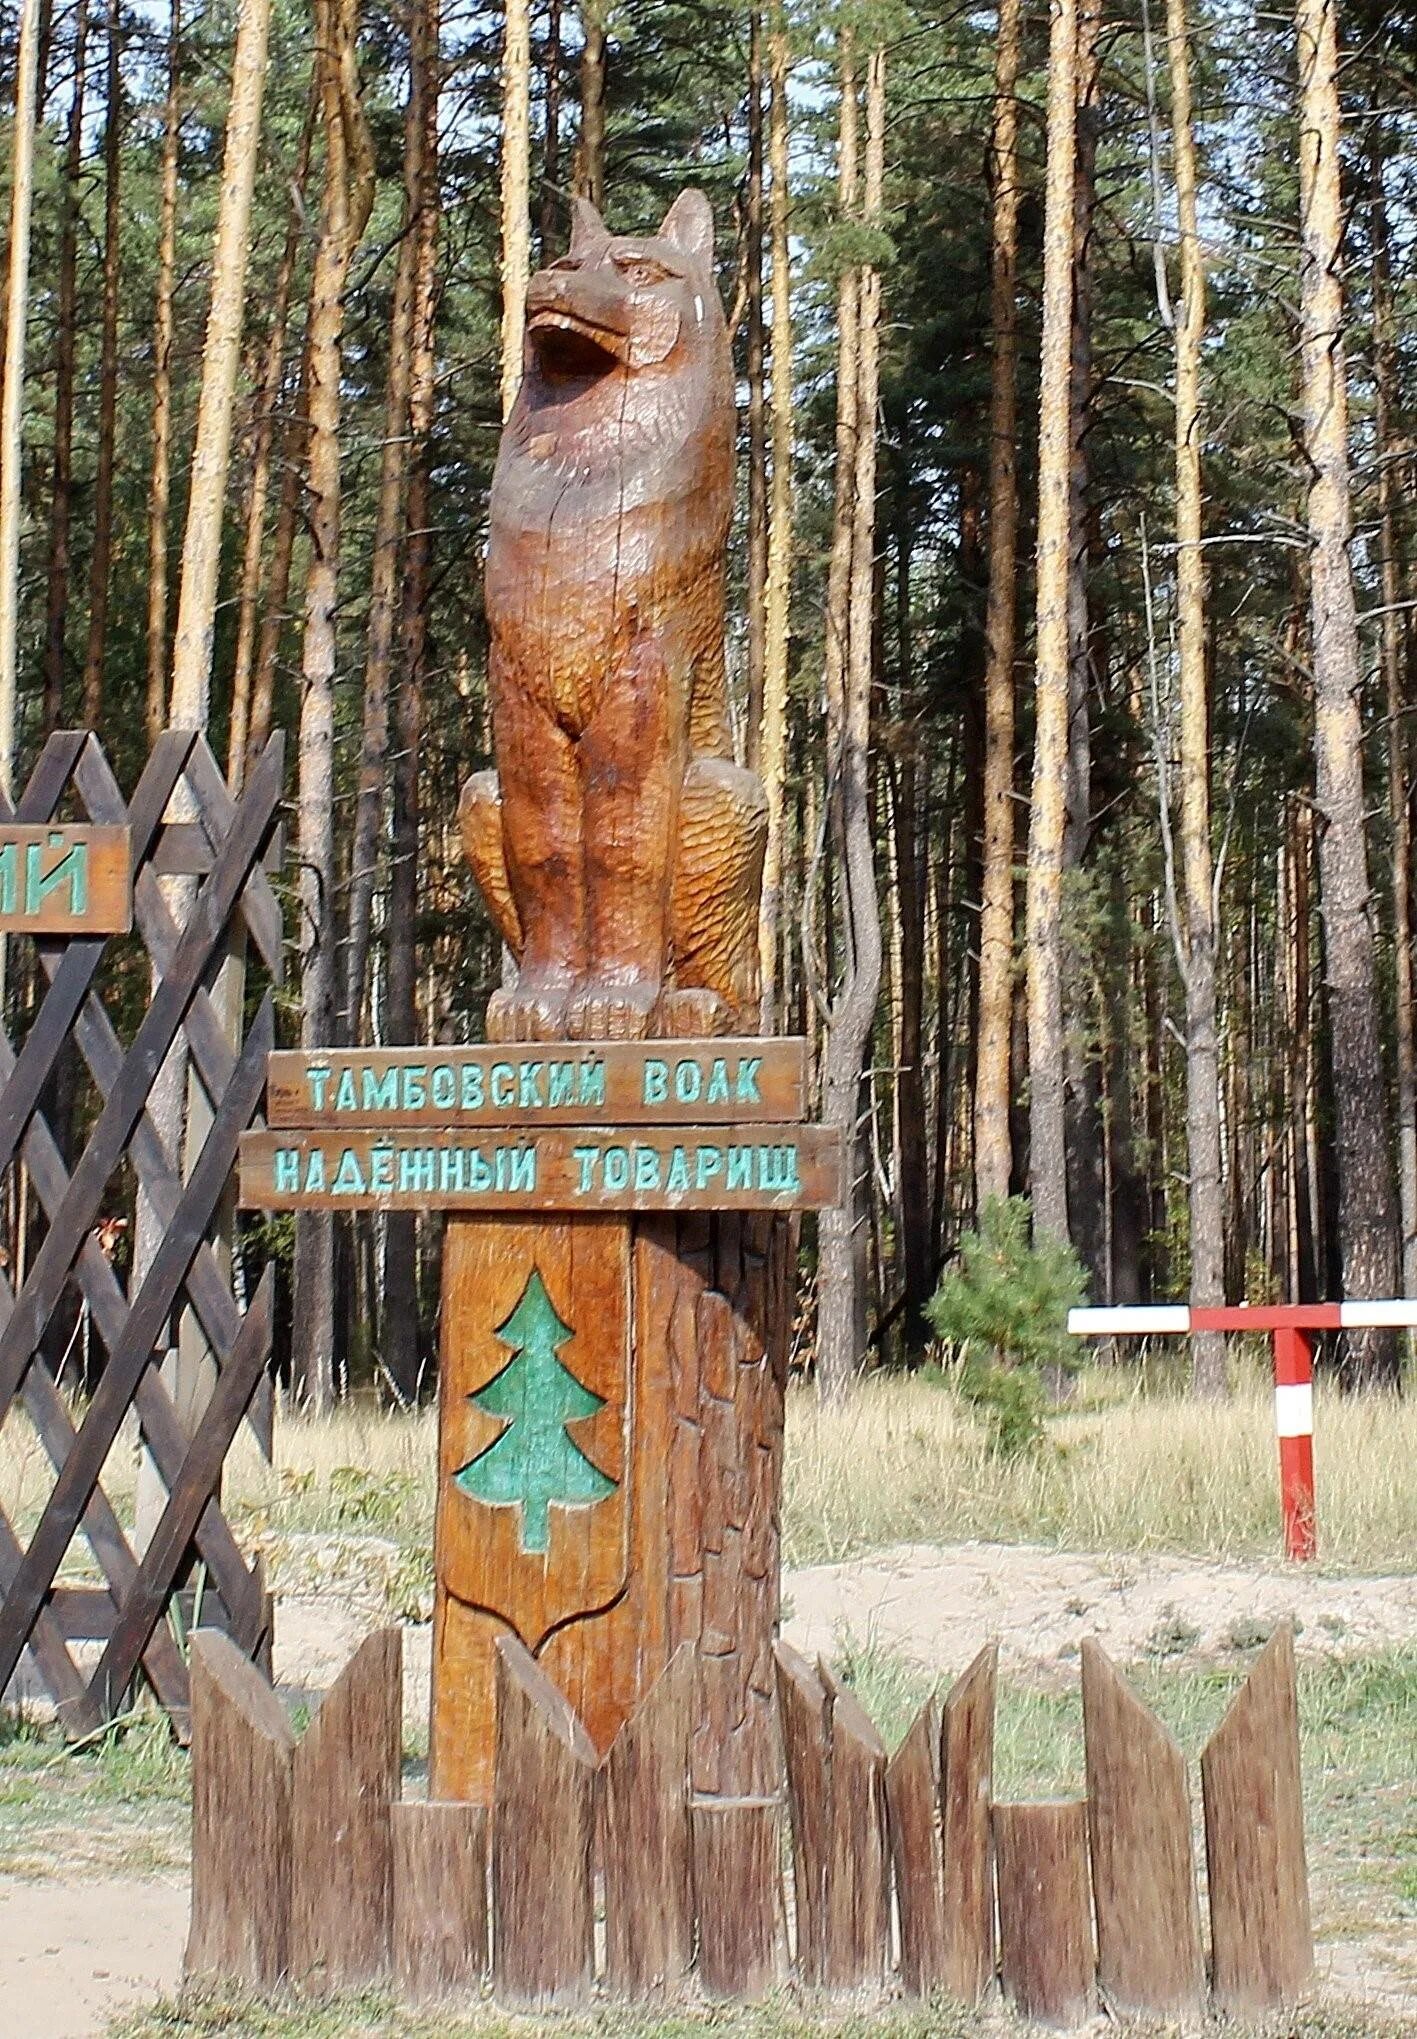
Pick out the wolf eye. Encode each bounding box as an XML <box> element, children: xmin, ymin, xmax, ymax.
<box><xmin>613</xmin><ymin>255</ymin><xmax>670</xmax><ymax>286</ymax></box>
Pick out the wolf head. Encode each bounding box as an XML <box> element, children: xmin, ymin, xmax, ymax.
<box><xmin>517</xmin><ymin>190</ymin><xmax>728</xmax><ymax>432</ymax></box>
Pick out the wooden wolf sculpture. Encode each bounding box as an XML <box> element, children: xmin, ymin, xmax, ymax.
<box><xmin>461</xmin><ymin>189</ymin><xmax>767</xmax><ymax>1042</ymax></box>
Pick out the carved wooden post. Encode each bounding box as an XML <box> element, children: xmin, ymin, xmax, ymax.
<box><xmin>238</xmin><ymin>188</ymin><xmax>842</xmax><ymax>1808</ymax></box>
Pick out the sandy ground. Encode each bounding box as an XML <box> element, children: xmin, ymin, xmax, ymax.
<box><xmin>3</xmin><ymin>1539</ymin><xmax>1416</xmax><ymax>2037</ymax></box>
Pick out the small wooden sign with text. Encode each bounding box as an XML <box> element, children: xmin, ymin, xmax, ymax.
<box><xmin>239</xmin><ymin>1122</ymin><xmax>842</xmax><ymax>1213</ymax></box>
<box><xmin>0</xmin><ymin>825</ymin><xmax>131</xmax><ymax>934</ymax></box>
<box><xmin>265</xmin><ymin>1038</ymin><xmax>806</xmax><ymax>1128</ymax></box>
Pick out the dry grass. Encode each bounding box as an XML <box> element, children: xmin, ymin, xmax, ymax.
<box><xmin>3</xmin><ymin>1364</ymin><xmax>1414</xmax><ymax>1574</ymax></box>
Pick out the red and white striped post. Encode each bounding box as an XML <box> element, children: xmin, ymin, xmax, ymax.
<box><xmin>1068</xmin><ymin>1298</ymin><xmax>1417</xmax><ymax>1563</ymax></box>
<box><xmin>1271</xmin><ymin>1324</ymin><xmax>1315</xmax><ymax>1562</ymax></box>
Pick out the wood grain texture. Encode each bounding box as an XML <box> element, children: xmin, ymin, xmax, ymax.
<box><xmin>431</xmin><ymin>1214</ymin><xmax>630</xmax><ymax>1802</ymax></box>
<box><xmin>1202</xmin><ymin>1622</ymin><xmax>1313</xmax><ymax>2012</ymax></box>
<box><xmin>1082</xmin><ymin>1638</ymin><xmax>1203</xmax><ymax>2016</ymax></box>
<box><xmin>391</xmin><ymin>1800</ymin><xmax>489</xmax><ymax>1999</ymax></box>
<box><xmin>691</xmin><ymin>1797</ymin><xmax>783</xmax><ymax>1999</ymax></box>
<box><xmin>941</xmin><ymin>1639</ymin><xmax>998</xmax><ymax>2001</ymax></box>
<box><xmin>602</xmin><ymin>1643</ymin><xmax>694</xmax><ymax>1998</ymax></box>
<box><xmin>491</xmin><ymin>1634</ymin><xmax>599</xmax><ymax>2008</ymax></box>
<box><xmin>775</xmin><ymin>1640</ymin><xmax>830</xmax><ymax>1983</ymax></box>
<box><xmin>433</xmin><ymin>1208</ymin><xmax>788</xmax><ymax>1808</ymax></box>
<box><xmin>266</xmin><ymin>1038</ymin><xmax>807</xmax><ymax>1126</ymax></box>
<box><xmin>0</xmin><ymin>822</ymin><xmax>131</xmax><ymax>932</ymax></box>
<box><xmin>289</xmin><ymin>1628</ymin><xmax>402</xmax><ymax>1990</ymax></box>
<box><xmin>885</xmin><ymin>1695</ymin><xmax>946</xmax><ymax>1995</ymax></box>
<box><xmin>185</xmin><ymin>1631</ymin><xmax>295</xmax><ymax>1990</ymax></box>
<box><xmin>239</xmin><ymin>1122</ymin><xmax>842</xmax><ymax>1212</ymax></box>
<box><xmin>994</xmin><ymin>1799</ymin><xmax>1096</xmax><ymax>2028</ymax></box>
<box><xmin>821</xmin><ymin>1663</ymin><xmax>890</xmax><ymax>1990</ymax></box>
<box><xmin>462</xmin><ymin>191</ymin><xmax>763</xmax><ymax>1046</ymax></box>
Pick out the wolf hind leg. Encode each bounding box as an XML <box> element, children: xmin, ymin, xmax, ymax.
<box><xmin>665</xmin><ymin>755</ymin><xmax>767</xmax><ymax>1035</ymax></box>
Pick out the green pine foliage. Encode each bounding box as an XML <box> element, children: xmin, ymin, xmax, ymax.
<box><xmin>926</xmin><ymin>1200</ymin><xmax>1088</xmax><ymax>1456</ymax></box>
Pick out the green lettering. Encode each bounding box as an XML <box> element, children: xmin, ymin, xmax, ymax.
<box><xmin>403</xmin><ymin>1065</ymin><xmax>427</xmax><ymax>1109</ymax></box>
<box><xmin>334</xmin><ymin>1068</ymin><xmax>358</xmax><ymax>1114</ymax></box>
<box><xmin>643</xmin><ymin>1058</ymin><xmax>669</xmax><ymax>1106</ymax></box>
<box><xmin>573</xmin><ymin>1145</ymin><xmax>599</xmax><ymax>1193</ymax></box>
<box><xmin>508</xmin><ymin>1146</ymin><xmax>537</xmax><ymax>1191</ymax></box>
<box><xmin>518</xmin><ymin>1062</ymin><xmax>544</xmax><ymax>1109</ymax></box>
<box><xmin>370</xmin><ymin>1143</ymin><xmax>395</xmax><ymax>1192</ymax></box>
<box><xmin>726</xmin><ymin>1147</ymin><xmax>753</xmax><ymax>1190</ymax></box>
<box><xmin>603</xmin><ymin>1146</ymin><xmax>630</xmax><ymax>1192</ymax></box>
<box><xmin>399</xmin><ymin>1147</ymin><xmax>436</xmax><ymax>1193</ymax></box>
<box><xmin>695</xmin><ymin>1145</ymin><xmax>723</xmax><ymax>1190</ymax></box>
<box><xmin>307</xmin><ymin>1064</ymin><xmax>332</xmax><ymax>1113</ymax></box>
<box><xmin>363</xmin><ymin>1066</ymin><xmax>398</xmax><ymax>1112</ymax></box>
<box><xmin>578</xmin><ymin>1062</ymin><xmax>606</xmax><ymax>1108</ymax></box>
<box><xmin>735</xmin><ymin>1058</ymin><xmax>763</xmax><ymax>1104</ymax></box>
<box><xmin>491</xmin><ymin>1062</ymin><xmax>516</xmax><ymax>1108</ymax></box>
<box><xmin>547</xmin><ymin>1062</ymin><xmax>575</xmax><ymax>1108</ymax></box>
<box><xmin>333</xmin><ymin>1148</ymin><xmax>366</xmax><ymax>1195</ymax></box>
<box><xmin>705</xmin><ymin>1058</ymin><xmax>731</xmax><ymax>1104</ymax></box>
<box><xmin>674</xmin><ymin>1059</ymin><xmax>701</xmax><ymax>1104</ymax></box>
<box><xmin>431</xmin><ymin>1064</ymin><xmax>456</xmax><ymax>1109</ymax></box>
<box><xmin>28</xmin><ymin>833</ymin><xmax>87</xmax><ymax>914</ymax></box>
<box><xmin>440</xmin><ymin>1146</ymin><xmax>468</xmax><ymax>1192</ymax></box>
<box><xmin>274</xmin><ymin>1149</ymin><xmax>300</xmax><ymax>1194</ymax></box>
<box><xmin>304</xmin><ymin>1149</ymin><xmax>326</xmax><ymax>1193</ymax></box>
<box><xmin>461</xmin><ymin>1062</ymin><xmax>486</xmax><ymax>1110</ymax></box>
<box><xmin>667</xmin><ymin>1147</ymin><xmax>690</xmax><ymax>1193</ymax></box>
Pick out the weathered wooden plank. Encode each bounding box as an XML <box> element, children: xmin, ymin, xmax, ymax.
<box><xmin>85</xmin><ymin>1271</ymin><xmax>275</xmax><ymax>1717</ymax></box>
<box><xmin>1082</xmin><ymin>1638</ymin><xmax>1203</xmax><ymax>2016</ymax></box>
<box><xmin>391</xmin><ymin>1800</ymin><xmax>489</xmax><ymax>1999</ymax></box>
<box><xmin>941</xmin><ymin>1639</ymin><xmax>998</xmax><ymax>2002</ymax></box>
<box><xmin>289</xmin><ymin>1628</ymin><xmax>402</xmax><ymax>1990</ymax></box>
<box><xmin>0</xmin><ymin>825</ymin><xmax>131</xmax><ymax>932</ymax></box>
<box><xmin>885</xmin><ymin>1694</ymin><xmax>947</xmax><ymax>1996</ymax></box>
<box><xmin>691</xmin><ymin>1797</ymin><xmax>782</xmax><ymax>1999</ymax></box>
<box><xmin>0</xmin><ymin>730</ymin><xmax>191</xmax><ymax>1182</ymax></box>
<box><xmin>1202</xmin><ymin>1622</ymin><xmax>1313</xmax><ymax>2013</ymax></box>
<box><xmin>0</xmin><ymin>1020</ymin><xmax>265</xmax><ymax>1655</ymax></box>
<box><xmin>267</xmin><ymin>1038</ymin><xmax>808</xmax><ymax>1128</ymax></box>
<box><xmin>774</xmin><ymin>1640</ymin><xmax>830</xmax><ymax>1984</ymax></box>
<box><xmin>491</xmin><ymin>1634</ymin><xmax>598</xmax><ymax>2008</ymax></box>
<box><xmin>186</xmin><ymin>1631</ymin><xmax>295</xmax><ymax>1990</ymax></box>
<box><xmin>0</xmin><ymin>1511</ymin><xmax>103</xmax><ymax>1734</ymax></box>
<box><xmin>240</xmin><ymin>1122</ymin><xmax>843</xmax><ymax>1214</ymax></box>
<box><xmin>820</xmin><ymin>1663</ymin><xmax>890</xmax><ymax>1990</ymax></box>
<box><xmin>602</xmin><ymin>1643</ymin><xmax>694</xmax><ymax>1999</ymax></box>
<box><xmin>175</xmin><ymin>732</ymin><xmax>285</xmax><ymax>976</ymax></box>
<box><xmin>0</xmin><ymin>1004</ymin><xmax>273</xmax><ymax>1699</ymax></box>
<box><xmin>0</xmin><ymin>733</ymin><xmax>283</xmax><ymax>1418</ymax></box>
<box><xmin>994</xmin><ymin>1799</ymin><xmax>1096</xmax><ymax>2028</ymax></box>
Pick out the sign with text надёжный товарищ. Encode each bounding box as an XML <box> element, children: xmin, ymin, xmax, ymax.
<box><xmin>237</xmin><ymin>1121</ymin><xmax>842</xmax><ymax>1213</ymax></box>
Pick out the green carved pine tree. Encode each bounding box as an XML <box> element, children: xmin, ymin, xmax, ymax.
<box><xmin>453</xmin><ymin>1268</ymin><xmax>616</xmax><ymax>1554</ymax></box>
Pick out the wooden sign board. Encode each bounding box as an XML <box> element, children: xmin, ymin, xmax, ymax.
<box><xmin>0</xmin><ymin>824</ymin><xmax>131</xmax><ymax>934</ymax></box>
<box><xmin>239</xmin><ymin>1123</ymin><xmax>842</xmax><ymax>1213</ymax></box>
<box><xmin>265</xmin><ymin>1038</ymin><xmax>807</xmax><ymax>1128</ymax></box>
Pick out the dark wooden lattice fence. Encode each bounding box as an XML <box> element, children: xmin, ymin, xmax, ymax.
<box><xmin>0</xmin><ymin>730</ymin><xmax>285</xmax><ymax>1738</ymax></box>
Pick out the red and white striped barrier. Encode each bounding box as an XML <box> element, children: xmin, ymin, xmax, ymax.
<box><xmin>1067</xmin><ymin>1300</ymin><xmax>1417</xmax><ymax>1562</ymax></box>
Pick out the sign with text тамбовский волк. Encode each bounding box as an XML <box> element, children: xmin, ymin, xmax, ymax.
<box><xmin>0</xmin><ymin>826</ymin><xmax>131</xmax><ymax>934</ymax></box>
<box><xmin>238</xmin><ymin>1121</ymin><xmax>843</xmax><ymax>1213</ymax></box>
<box><xmin>263</xmin><ymin>1038</ymin><xmax>807</xmax><ymax>1127</ymax></box>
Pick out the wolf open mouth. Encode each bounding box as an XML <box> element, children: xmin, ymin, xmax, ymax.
<box><xmin>528</xmin><ymin>310</ymin><xmax>626</xmax><ymax>380</ymax></box>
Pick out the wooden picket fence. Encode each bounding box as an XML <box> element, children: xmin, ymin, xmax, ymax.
<box><xmin>187</xmin><ymin>1619</ymin><xmax>1312</xmax><ymax>2023</ymax></box>
<box><xmin>0</xmin><ymin>731</ymin><xmax>284</xmax><ymax>1739</ymax></box>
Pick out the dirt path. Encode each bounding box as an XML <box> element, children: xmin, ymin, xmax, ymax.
<box><xmin>0</xmin><ymin>1875</ymin><xmax>185</xmax><ymax>2039</ymax></box>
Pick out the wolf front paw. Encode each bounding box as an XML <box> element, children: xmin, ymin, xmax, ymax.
<box><xmin>564</xmin><ymin>979</ymin><xmax>659</xmax><ymax>1042</ymax></box>
<box><xmin>486</xmin><ymin>983</ymin><xmax>572</xmax><ymax>1042</ymax></box>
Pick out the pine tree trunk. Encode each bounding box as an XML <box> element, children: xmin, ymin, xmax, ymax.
<box><xmin>974</xmin><ymin>0</ymin><xmax>1023</xmax><ymax>1214</ymax></box>
<box><xmin>248</xmin><ymin>333</ymin><xmax>310</xmax><ymax>770</ymax></box>
<box><xmin>0</xmin><ymin>0</ymin><xmax>40</xmax><ymax>795</ymax></box>
<box><xmin>499</xmin><ymin>0</ymin><xmax>531</xmax><ymax>420</ymax></box>
<box><xmin>1294</xmin><ymin>0</ymin><xmax>1400</xmax><ymax>1385</ymax></box>
<box><xmin>41</xmin><ymin>0</ymin><xmax>87</xmax><ymax>736</ymax></box>
<box><xmin>227</xmin><ymin>100</ymin><xmax>313</xmax><ymax>790</ymax></box>
<box><xmin>144</xmin><ymin>0</ymin><xmax>181</xmax><ymax>747</ymax></box>
<box><xmin>1369</xmin><ymin>134</ymin><xmax>1417</xmax><ymax>1296</ymax></box>
<box><xmin>894</xmin><ymin>510</ymin><xmax>931</xmax><ymax>1354</ymax></box>
<box><xmin>744</xmin><ymin>4</ymin><xmax>767</xmax><ymax>769</ymax></box>
<box><xmin>540</xmin><ymin>0</ymin><xmax>562</xmax><ymax>254</ymax></box>
<box><xmin>757</xmin><ymin>5</ymin><xmax>793</xmax><ymax>1027</ymax></box>
<box><xmin>577</xmin><ymin>5</ymin><xmax>605</xmax><ymax>206</ymax></box>
<box><xmin>818</xmin><ymin>39</ymin><xmax>886</xmax><ymax>1406</ymax></box>
<box><xmin>293</xmin><ymin>0</ymin><xmax>374</xmax><ymax>1407</ymax></box>
<box><xmin>81</xmin><ymin>0</ymin><xmax>122</xmax><ymax>730</ymax></box>
<box><xmin>344</xmin><ymin>37</ymin><xmax>433</xmax><ymax>1040</ymax></box>
<box><xmin>1025</xmin><ymin>0</ymin><xmax>1079</xmax><ymax>1246</ymax></box>
<box><xmin>168</xmin><ymin>0</ymin><xmax>273</xmax><ymax>730</ymax></box>
<box><xmin>384</xmin><ymin>0</ymin><xmax>440</xmax><ymax>1404</ymax></box>
<box><xmin>1168</xmin><ymin>0</ymin><xmax>1226</xmax><ymax>1395</ymax></box>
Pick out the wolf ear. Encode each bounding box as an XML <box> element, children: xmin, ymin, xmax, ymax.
<box><xmin>568</xmin><ymin>196</ymin><xmax>609</xmax><ymax>256</ymax></box>
<box><xmin>658</xmin><ymin>189</ymin><xmax>714</xmax><ymax>268</ymax></box>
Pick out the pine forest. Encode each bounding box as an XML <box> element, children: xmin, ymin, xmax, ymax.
<box><xmin>1</xmin><ymin>0</ymin><xmax>1414</xmax><ymax>1404</ymax></box>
